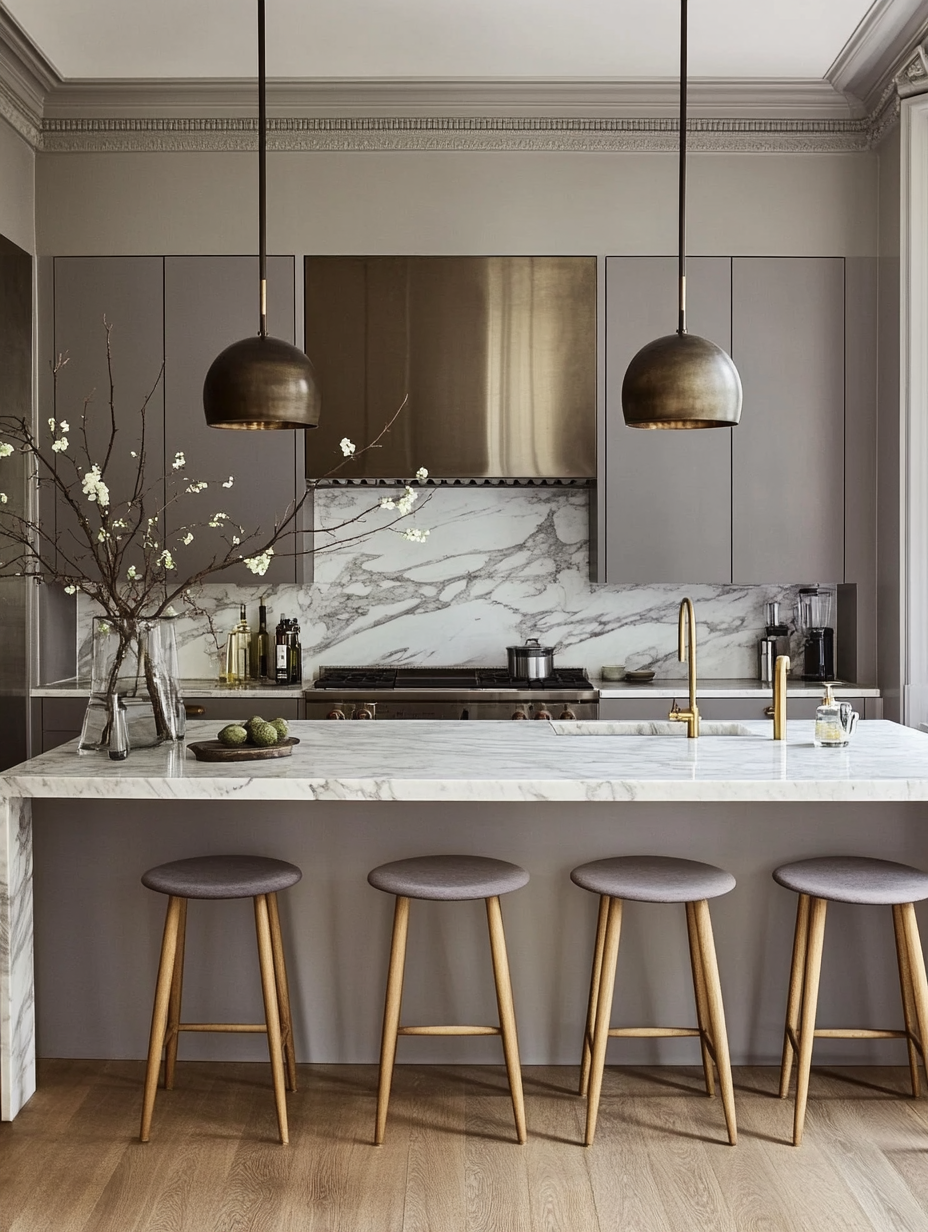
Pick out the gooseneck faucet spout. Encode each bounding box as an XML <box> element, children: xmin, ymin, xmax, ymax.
<box><xmin>773</xmin><ymin>654</ymin><xmax>790</xmax><ymax>740</ymax></box>
<box><xmin>668</xmin><ymin>597</ymin><xmax>699</xmax><ymax>738</ymax></box>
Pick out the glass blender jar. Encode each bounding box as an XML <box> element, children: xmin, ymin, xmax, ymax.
<box><xmin>797</xmin><ymin>587</ymin><xmax>835</xmax><ymax>682</ymax></box>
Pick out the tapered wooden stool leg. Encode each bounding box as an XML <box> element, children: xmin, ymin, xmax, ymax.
<box><xmin>792</xmin><ymin>895</ymin><xmax>827</xmax><ymax>1146</ymax></box>
<box><xmin>579</xmin><ymin>895</ymin><xmax>610</xmax><ymax>1096</ymax></box>
<box><xmin>779</xmin><ymin>893</ymin><xmax>810</xmax><ymax>1099</ymax></box>
<box><xmin>267</xmin><ymin>892</ymin><xmax>297</xmax><ymax>1093</ymax></box>
<box><xmin>893</xmin><ymin>903</ymin><xmax>922</xmax><ymax>1097</ymax></box>
<box><xmin>900</xmin><ymin>903</ymin><xmax>928</xmax><ymax>1082</ymax></box>
<box><xmin>486</xmin><ymin>895</ymin><xmax>527</xmax><ymax>1144</ymax></box>
<box><xmin>254</xmin><ymin>893</ymin><xmax>289</xmax><ymax>1145</ymax></box>
<box><xmin>584</xmin><ymin>896</ymin><xmax>623</xmax><ymax>1147</ymax></box>
<box><xmin>692</xmin><ymin>899</ymin><xmax>737</xmax><ymax>1145</ymax></box>
<box><xmin>375</xmin><ymin>895</ymin><xmax>410</xmax><ymax>1145</ymax></box>
<box><xmin>163</xmin><ymin>898</ymin><xmax>187</xmax><ymax>1090</ymax></box>
<box><xmin>140</xmin><ymin>895</ymin><xmax>183</xmax><ymax>1142</ymax></box>
<box><xmin>686</xmin><ymin>900</ymin><xmax>716</xmax><ymax>1097</ymax></box>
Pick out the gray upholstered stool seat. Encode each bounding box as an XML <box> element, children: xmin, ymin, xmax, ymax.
<box><xmin>368</xmin><ymin>853</ymin><xmax>529</xmax><ymax>901</ymax></box>
<box><xmin>369</xmin><ymin>852</ymin><xmax>528</xmax><ymax>1145</ymax></box>
<box><xmin>773</xmin><ymin>855</ymin><xmax>928</xmax><ymax>905</ymax></box>
<box><xmin>571</xmin><ymin>855</ymin><xmax>735</xmax><ymax>903</ymax></box>
<box><xmin>572</xmin><ymin>854</ymin><xmax>737</xmax><ymax>1147</ymax></box>
<box><xmin>774</xmin><ymin>854</ymin><xmax>928</xmax><ymax>1146</ymax></box>
<box><xmin>142</xmin><ymin>854</ymin><xmax>302</xmax><ymax>900</ymax></box>
<box><xmin>139</xmin><ymin>853</ymin><xmax>301</xmax><ymax>1146</ymax></box>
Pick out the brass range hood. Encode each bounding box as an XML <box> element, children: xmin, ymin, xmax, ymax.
<box><xmin>621</xmin><ymin>0</ymin><xmax>742</xmax><ymax>430</ymax></box>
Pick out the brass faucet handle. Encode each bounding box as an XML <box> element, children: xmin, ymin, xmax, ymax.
<box><xmin>669</xmin><ymin>699</ymin><xmax>682</xmax><ymax>719</ymax></box>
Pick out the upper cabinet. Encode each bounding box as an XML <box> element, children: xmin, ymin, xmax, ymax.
<box><xmin>604</xmin><ymin>257</ymin><xmax>733</xmax><ymax>583</ymax></box>
<box><xmin>163</xmin><ymin>257</ymin><xmax>299</xmax><ymax>583</ymax></box>
<box><xmin>730</xmin><ymin>258</ymin><xmax>845</xmax><ymax>583</ymax></box>
<box><xmin>47</xmin><ymin>256</ymin><xmax>301</xmax><ymax>587</ymax></box>
<box><xmin>601</xmin><ymin>255</ymin><xmax>851</xmax><ymax>584</ymax></box>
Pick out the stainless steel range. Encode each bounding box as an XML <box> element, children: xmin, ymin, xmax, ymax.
<box><xmin>304</xmin><ymin>666</ymin><xmax>598</xmax><ymax>720</ymax></box>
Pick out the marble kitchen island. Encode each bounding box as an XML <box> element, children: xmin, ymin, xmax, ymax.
<box><xmin>4</xmin><ymin>718</ymin><xmax>928</xmax><ymax>1121</ymax></box>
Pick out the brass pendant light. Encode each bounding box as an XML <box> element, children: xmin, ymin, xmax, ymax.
<box><xmin>622</xmin><ymin>0</ymin><xmax>742</xmax><ymax>429</ymax></box>
<box><xmin>203</xmin><ymin>0</ymin><xmax>321</xmax><ymax>430</ymax></box>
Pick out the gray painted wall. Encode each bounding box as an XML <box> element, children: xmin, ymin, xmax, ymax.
<box><xmin>0</xmin><ymin>117</ymin><xmax>35</xmax><ymax>255</ymax></box>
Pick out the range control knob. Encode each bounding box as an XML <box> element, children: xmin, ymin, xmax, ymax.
<box><xmin>511</xmin><ymin>708</ymin><xmax>528</xmax><ymax>719</ymax></box>
<box><xmin>559</xmin><ymin>708</ymin><xmax>577</xmax><ymax>720</ymax></box>
<box><xmin>533</xmin><ymin>708</ymin><xmax>553</xmax><ymax>720</ymax></box>
<box><xmin>353</xmin><ymin>708</ymin><xmax>374</xmax><ymax>720</ymax></box>
<box><xmin>326</xmin><ymin>708</ymin><xmax>346</xmax><ymax>720</ymax></box>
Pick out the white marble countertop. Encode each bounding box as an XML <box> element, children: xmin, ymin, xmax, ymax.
<box><xmin>33</xmin><ymin>678</ymin><xmax>304</xmax><ymax>699</ymax></box>
<box><xmin>2</xmin><ymin>718</ymin><xmax>926</xmax><ymax>803</ymax></box>
<box><xmin>591</xmin><ymin>676</ymin><xmax>881</xmax><ymax>698</ymax></box>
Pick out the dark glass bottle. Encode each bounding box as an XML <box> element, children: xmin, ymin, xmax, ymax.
<box><xmin>289</xmin><ymin>618</ymin><xmax>302</xmax><ymax>685</ymax></box>
<box><xmin>275</xmin><ymin>615</ymin><xmax>290</xmax><ymax>685</ymax></box>
<box><xmin>255</xmin><ymin>596</ymin><xmax>270</xmax><ymax>680</ymax></box>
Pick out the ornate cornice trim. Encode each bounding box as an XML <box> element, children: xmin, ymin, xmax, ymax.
<box><xmin>38</xmin><ymin>114</ymin><xmax>872</xmax><ymax>155</ymax></box>
<box><xmin>896</xmin><ymin>42</ymin><xmax>928</xmax><ymax>99</ymax></box>
<box><xmin>828</xmin><ymin>0</ymin><xmax>928</xmax><ymax>113</ymax></box>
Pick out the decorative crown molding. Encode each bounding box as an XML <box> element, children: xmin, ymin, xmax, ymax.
<box><xmin>828</xmin><ymin>0</ymin><xmax>928</xmax><ymax>111</ymax></box>
<box><xmin>0</xmin><ymin>1</ymin><xmax>57</xmax><ymax>141</ymax></box>
<box><xmin>896</xmin><ymin>42</ymin><xmax>928</xmax><ymax>98</ymax></box>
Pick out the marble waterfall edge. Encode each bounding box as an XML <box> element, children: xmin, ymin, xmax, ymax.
<box><xmin>75</xmin><ymin>488</ymin><xmax>818</xmax><ymax>680</ymax></box>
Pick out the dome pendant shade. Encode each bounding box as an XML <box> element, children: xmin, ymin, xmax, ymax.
<box><xmin>622</xmin><ymin>333</ymin><xmax>742</xmax><ymax>429</ymax></box>
<box><xmin>203</xmin><ymin>335</ymin><xmax>321</xmax><ymax>430</ymax></box>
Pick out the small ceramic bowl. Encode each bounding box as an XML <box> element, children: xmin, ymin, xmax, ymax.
<box><xmin>601</xmin><ymin>664</ymin><xmax>626</xmax><ymax>681</ymax></box>
<box><xmin>625</xmin><ymin>669</ymin><xmax>656</xmax><ymax>682</ymax></box>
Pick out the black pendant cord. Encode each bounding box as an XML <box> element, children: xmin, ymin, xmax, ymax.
<box><xmin>677</xmin><ymin>0</ymin><xmax>688</xmax><ymax>336</ymax></box>
<box><xmin>258</xmin><ymin>0</ymin><xmax>268</xmax><ymax>338</ymax></box>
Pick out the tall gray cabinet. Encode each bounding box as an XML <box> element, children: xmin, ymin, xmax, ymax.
<box><xmin>602</xmin><ymin>256</ymin><xmax>849</xmax><ymax>584</ymax></box>
<box><xmin>49</xmin><ymin>256</ymin><xmax>301</xmax><ymax>585</ymax></box>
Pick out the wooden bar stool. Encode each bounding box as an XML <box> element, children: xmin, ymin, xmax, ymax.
<box><xmin>774</xmin><ymin>855</ymin><xmax>928</xmax><ymax>1145</ymax></box>
<box><xmin>368</xmin><ymin>853</ymin><xmax>529</xmax><ymax>1145</ymax></box>
<box><xmin>572</xmin><ymin>854</ymin><xmax>737</xmax><ymax>1147</ymax></box>
<box><xmin>139</xmin><ymin>854</ymin><xmax>301</xmax><ymax>1144</ymax></box>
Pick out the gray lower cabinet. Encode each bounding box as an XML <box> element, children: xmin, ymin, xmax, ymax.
<box><xmin>604</xmin><ymin>257</ymin><xmax>733</xmax><ymax>583</ymax></box>
<box><xmin>731</xmin><ymin>258</ymin><xmax>845</xmax><ymax>582</ymax></box>
<box><xmin>163</xmin><ymin>257</ymin><xmax>300</xmax><ymax>584</ymax></box>
<box><xmin>182</xmin><ymin>697</ymin><xmax>301</xmax><ymax>723</ymax></box>
<box><xmin>51</xmin><ymin>258</ymin><xmax>165</xmax><ymax>581</ymax></box>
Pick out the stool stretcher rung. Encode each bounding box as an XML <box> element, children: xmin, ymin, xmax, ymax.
<box><xmin>813</xmin><ymin>1028</ymin><xmax>909</xmax><ymax>1040</ymax></box>
<box><xmin>398</xmin><ymin>1025</ymin><xmax>501</xmax><ymax>1036</ymax></box>
<box><xmin>607</xmin><ymin>1027</ymin><xmax>701</xmax><ymax>1038</ymax></box>
<box><xmin>177</xmin><ymin>1023</ymin><xmax>268</xmax><ymax>1033</ymax></box>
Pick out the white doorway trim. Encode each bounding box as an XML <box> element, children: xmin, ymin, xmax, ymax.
<box><xmin>902</xmin><ymin>92</ymin><xmax>928</xmax><ymax>727</ymax></box>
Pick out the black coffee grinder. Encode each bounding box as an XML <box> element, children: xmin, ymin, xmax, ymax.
<box><xmin>797</xmin><ymin>587</ymin><xmax>835</xmax><ymax>682</ymax></box>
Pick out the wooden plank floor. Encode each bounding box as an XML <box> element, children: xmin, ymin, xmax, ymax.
<box><xmin>2</xmin><ymin>1061</ymin><xmax>928</xmax><ymax>1231</ymax></box>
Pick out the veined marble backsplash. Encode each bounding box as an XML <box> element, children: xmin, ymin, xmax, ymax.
<box><xmin>76</xmin><ymin>487</ymin><xmax>825</xmax><ymax>681</ymax></box>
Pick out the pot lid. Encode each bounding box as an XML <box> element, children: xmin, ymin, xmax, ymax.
<box><xmin>507</xmin><ymin>637</ymin><xmax>554</xmax><ymax>655</ymax></box>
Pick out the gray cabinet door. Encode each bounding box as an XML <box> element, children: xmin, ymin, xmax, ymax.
<box><xmin>52</xmin><ymin>257</ymin><xmax>165</xmax><ymax>581</ymax></box>
<box><xmin>731</xmin><ymin>258</ymin><xmax>845</xmax><ymax>583</ymax></box>
<box><xmin>163</xmin><ymin>257</ymin><xmax>299</xmax><ymax>584</ymax></box>
<box><xmin>604</xmin><ymin>257</ymin><xmax>733</xmax><ymax>582</ymax></box>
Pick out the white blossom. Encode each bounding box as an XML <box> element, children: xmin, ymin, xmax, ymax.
<box><xmin>380</xmin><ymin>496</ymin><xmax>396</xmax><ymax>510</ymax></box>
<box><xmin>48</xmin><ymin>418</ymin><xmax>55</xmax><ymax>432</ymax></box>
<box><xmin>0</xmin><ymin>442</ymin><xmax>14</xmax><ymax>458</ymax></box>
<box><xmin>186</xmin><ymin>481</ymin><xmax>207</xmax><ymax>494</ymax></box>
<box><xmin>0</xmin><ymin>494</ymin><xmax>6</xmax><ymax>504</ymax></box>
<box><xmin>51</xmin><ymin>438</ymin><xmax>68</xmax><ymax>453</ymax></box>
<box><xmin>232</xmin><ymin>535</ymin><xmax>241</xmax><ymax>545</ymax></box>
<box><xmin>81</xmin><ymin>464</ymin><xmax>110</xmax><ymax>507</ymax></box>
<box><xmin>207</xmin><ymin>512</ymin><xmax>229</xmax><ymax>528</ymax></box>
<box><xmin>96</xmin><ymin>528</ymin><xmax>109</xmax><ymax>542</ymax></box>
<box><xmin>97</xmin><ymin>620</ymin><xmax>111</xmax><ymax>636</ymax></box>
<box><xmin>181</xmin><ymin>532</ymin><xmax>194</xmax><ymax>545</ymax></box>
<box><xmin>164</xmin><ymin>605</ymin><xmax>177</xmax><ymax>617</ymax></box>
<box><xmin>339</xmin><ymin>437</ymin><xmax>356</xmax><ymax>457</ymax></box>
<box><xmin>130</xmin><ymin>450</ymin><xmax>137</xmax><ymax>458</ymax></box>
<box><xmin>172</xmin><ymin>451</ymin><xmax>186</xmax><ymax>470</ymax></box>
<box><xmin>416</xmin><ymin>467</ymin><xmax>429</xmax><ymax>482</ymax></box>
<box><xmin>396</xmin><ymin>485</ymin><xmax>418</xmax><ymax>515</ymax></box>
<box><xmin>112</xmin><ymin>518</ymin><xmax>127</xmax><ymax>529</ymax></box>
<box><xmin>63</xmin><ymin>584</ymin><xmax>77</xmax><ymax>595</ymax></box>
<box><xmin>222</xmin><ymin>476</ymin><xmax>234</xmax><ymax>488</ymax></box>
<box><xmin>59</xmin><ymin>420</ymin><xmax>69</xmax><ymax>434</ymax></box>
<box><xmin>401</xmin><ymin>527</ymin><xmax>430</xmax><ymax>542</ymax></box>
<box><xmin>126</xmin><ymin>565</ymin><xmax>138</xmax><ymax>580</ymax></box>
<box><xmin>158</xmin><ymin>549</ymin><xmax>175</xmax><ymax>570</ymax></box>
<box><xmin>243</xmin><ymin>547</ymin><xmax>274</xmax><ymax>576</ymax></box>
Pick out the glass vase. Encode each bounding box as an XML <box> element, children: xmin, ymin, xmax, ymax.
<box><xmin>78</xmin><ymin>617</ymin><xmax>186</xmax><ymax>754</ymax></box>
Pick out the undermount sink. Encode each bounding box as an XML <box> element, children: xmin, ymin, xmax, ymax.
<box><xmin>551</xmin><ymin>720</ymin><xmax>758</xmax><ymax>737</ymax></box>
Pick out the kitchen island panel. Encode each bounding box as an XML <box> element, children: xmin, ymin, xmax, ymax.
<box><xmin>29</xmin><ymin>797</ymin><xmax>928</xmax><ymax>1076</ymax></box>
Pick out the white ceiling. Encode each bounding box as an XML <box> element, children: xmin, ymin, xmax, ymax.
<box><xmin>3</xmin><ymin>0</ymin><xmax>879</xmax><ymax>82</ymax></box>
